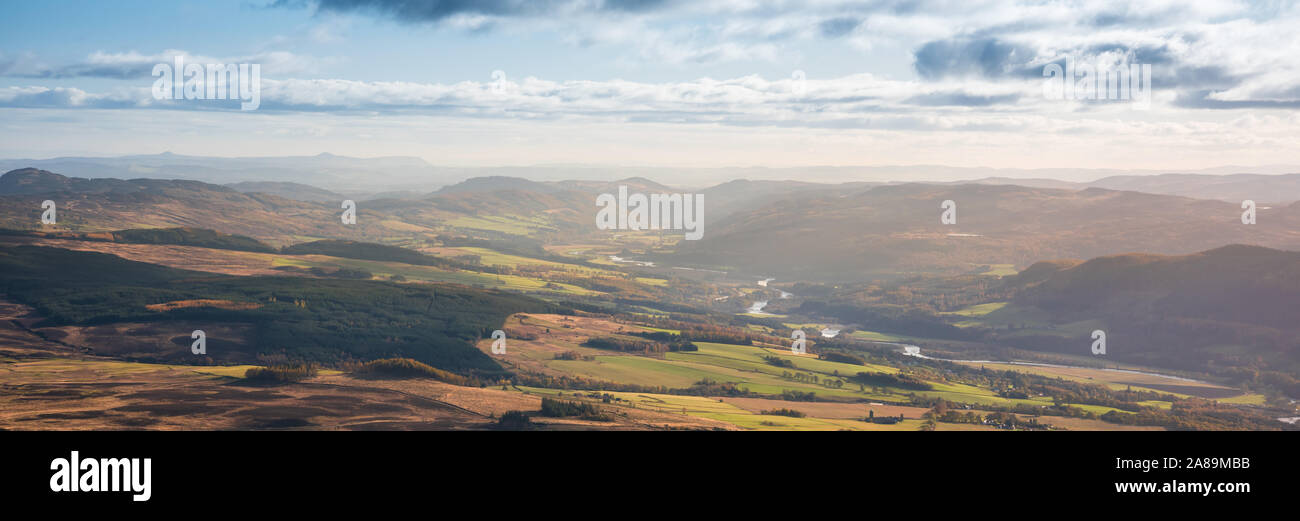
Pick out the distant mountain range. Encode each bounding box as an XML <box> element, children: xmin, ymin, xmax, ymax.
<box><xmin>0</xmin><ymin>168</ymin><xmax>378</xmax><ymax>245</ymax></box>
<box><xmin>0</xmin><ymin>168</ymin><xmax>654</xmax><ymax>244</ymax></box>
<box><xmin>0</xmin><ymin>153</ymin><xmax>443</xmax><ymax>195</ymax></box>
<box><xmin>2</xmin><ymin>153</ymin><xmax>1297</xmax><ymax>200</ymax></box>
<box><xmin>968</xmin><ymin>173</ymin><xmax>1300</xmax><ymax>204</ymax></box>
<box><xmin>7</xmin><ymin>167</ymin><xmax>1300</xmax><ymax>280</ymax></box>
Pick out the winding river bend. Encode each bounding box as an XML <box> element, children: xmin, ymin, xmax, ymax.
<box><xmin>745</xmin><ymin>278</ymin><xmax>795</xmax><ymax>315</ymax></box>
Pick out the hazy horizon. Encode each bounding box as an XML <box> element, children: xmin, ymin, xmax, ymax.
<box><xmin>4</xmin><ymin>1</ymin><xmax>1299</xmax><ymax>504</ymax></box>
<box><xmin>5</xmin><ymin>1</ymin><xmax>1300</xmax><ymax>170</ymax></box>
<box><xmin>5</xmin><ymin>150</ymin><xmax>1300</xmax><ymax>187</ymax></box>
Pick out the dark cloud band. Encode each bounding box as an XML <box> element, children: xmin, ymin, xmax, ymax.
<box><xmin>304</xmin><ymin>0</ymin><xmax>673</xmax><ymax>22</ymax></box>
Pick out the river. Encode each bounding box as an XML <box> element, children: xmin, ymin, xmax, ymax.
<box><xmin>745</xmin><ymin>278</ymin><xmax>795</xmax><ymax>315</ymax></box>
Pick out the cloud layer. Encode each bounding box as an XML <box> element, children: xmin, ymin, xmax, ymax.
<box><xmin>2</xmin><ymin>0</ymin><xmax>1298</xmax><ymax>168</ymax></box>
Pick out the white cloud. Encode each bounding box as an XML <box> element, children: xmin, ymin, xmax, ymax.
<box><xmin>3</xmin><ymin>1</ymin><xmax>1298</xmax><ymax>168</ymax></box>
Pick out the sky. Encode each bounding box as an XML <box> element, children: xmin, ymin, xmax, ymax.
<box><xmin>1</xmin><ymin>0</ymin><xmax>1299</xmax><ymax>170</ymax></box>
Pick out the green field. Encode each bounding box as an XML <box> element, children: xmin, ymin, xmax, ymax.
<box><xmin>942</xmin><ymin>301</ymin><xmax>1009</xmax><ymax>317</ymax></box>
<box><xmin>436</xmin><ymin>246</ymin><xmax>608</xmax><ymax>273</ymax></box>
<box><xmin>847</xmin><ymin>330</ymin><xmax>909</xmax><ymax>342</ymax></box>
<box><xmin>517</xmin><ymin>387</ymin><xmax>924</xmax><ymax>431</ymax></box>
<box><xmin>528</xmin><ymin>339</ymin><xmax>1070</xmax><ymax>408</ymax></box>
<box><xmin>447</xmin><ymin>215</ymin><xmax>557</xmax><ymax>236</ymax></box>
<box><xmin>271</xmin><ymin>255</ymin><xmax>601</xmax><ymax>295</ymax></box>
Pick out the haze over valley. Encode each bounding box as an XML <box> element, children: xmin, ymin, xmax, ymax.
<box><xmin>2</xmin><ymin>157</ymin><xmax>1297</xmax><ymax>431</ymax></box>
<box><xmin>5</xmin><ymin>0</ymin><xmax>1300</xmax><ymax>433</ymax></box>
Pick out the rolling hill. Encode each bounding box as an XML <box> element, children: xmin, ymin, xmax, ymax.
<box><xmin>0</xmin><ymin>169</ymin><xmax>599</xmax><ymax>245</ymax></box>
<box><xmin>0</xmin><ymin>168</ymin><xmax>382</xmax><ymax>244</ymax></box>
<box><xmin>225</xmin><ymin>181</ymin><xmax>347</xmax><ymax>203</ymax></box>
<box><xmin>994</xmin><ymin>245</ymin><xmax>1300</xmax><ymax>384</ymax></box>
<box><xmin>968</xmin><ymin>172</ymin><xmax>1300</xmax><ymax>204</ymax></box>
<box><xmin>1088</xmin><ymin>173</ymin><xmax>1300</xmax><ymax>204</ymax></box>
<box><xmin>13</xmin><ymin>167</ymin><xmax>1300</xmax><ymax>284</ymax></box>
<box><xmin>0</xmin><ymin>152</ymin><xmax>447</xmax><ymax>194</ymax></box>
<box><xmin>1009</xmin><ymin>244</ymin><xmax>1300</xmax><ymax>331</ymax></box>
<box><xmin>669</xmin><ymin>183</ymin><xmax>1300</xmax><ymax>280</ymax></box>
<box><xmin>0</xmin><ymin>244</ymin><xmax>555</xmax><ymax>372</ymax></box>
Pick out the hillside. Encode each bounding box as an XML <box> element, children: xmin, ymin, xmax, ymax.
<box><xmin>1011</xmin><ymin>245</ymin><xmax>1300</xmax><ymax>330</ymax></box>
<box><xmin>0</xmin><ymin>169</ymin><xmax>595</xmax><ymax>245</ymax></box>
<box><xmin>669</xmin><ymin>183</ymin><xmax>1300</xmax><ymax>280</ymax></box>
<box><xmin>0</xmin><ymin>167</ymin><xmax>229</xmax><ymax>196</ymax></box>
<box><xmin>1089</xmin><ymin>173</ymin><xmax>1300</xmax><ymax>204</ymax></box>
<box><xmin>281</xmin><ymin>239</ymin><xmax>451</xmax><ymax>266</ymax></box>
<box><xmin>699</xmin><ymin>179</ymin><xmax>875</xmax><ymax>221</ymax></box>
<box><xmin>225</xmin><ymin>181</ymin><xmax>346</xmax><ymax>203</ymax></box>
<box><xmin>111</xmin><ymin>227</ymin><xmax>276</xmax><ymax>252</ymax></box>
<box><xmin>988</xmin><ymin>245</ymin><xmax>1300</xmax><ymax>384</ymax></box>
<box><xmin>967</xmin><ymin>173</ymin><xmax>1300</xmax><ymax>204</ymax></box>
<box><xmin>0</xmin><ymin>227</ymin><xmax>277</xmax><ymax>253</ymax></box>
<box><xmin>0</xmin><ymin>152</ymin><xmax>446</xmax><ymax>193</ymax></box>
<box><xmin>0</xmin><ymin>168</ymin><xmax>386</xmax><ymax>244</ymax></box>
<box><xmin>0</xmin><ymin>245</ymin><xmax>556</xmax><ymax>372</ymax></box>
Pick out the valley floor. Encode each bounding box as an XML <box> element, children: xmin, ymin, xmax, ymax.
<box><xmin>0</xmin><ymin>235</ymin><xmax>1282</xmax><ymax>431</ymax></box>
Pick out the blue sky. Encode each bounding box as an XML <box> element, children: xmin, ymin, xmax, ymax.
<box><xmin>0</xmin><ymin>1</ymin><xmax>915</xmax><ymax>84</ymax></box>
<box><xmin>2</xmin><ymin>0</ymin><xmax>1299</xmax><ymax>170</ymax></box>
